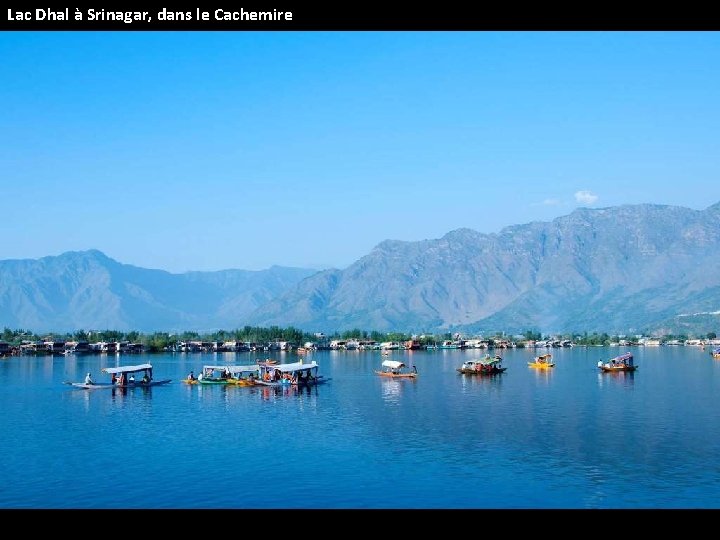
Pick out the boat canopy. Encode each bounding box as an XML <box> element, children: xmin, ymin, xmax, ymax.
<box><xmin>608</xmin><ymin>352</ymin><xmax>634</xmax><ymax>366</ymax></box>
<box><xmin>270</xmin><ymin>361</ymin><xmax>319</xmax><ymax>373</ymax></box>
<box><xmin>102</xmin><ymin>364</ymin><xmax>153</xmax><ymax>375</ymax></box>
<box><xmin>382</xmin><ymin>360</ymin><xmax>406</xmax><ymax>370</ymax></box>
<box><xmin>477</xmin><ymin>357</ymin><xmax>501</xmax><ymax>366</ymax></box>
<box><xmin>203</xmin><ymin>365</ymin><xmax>259</xmax><ymax>374</ymax></box>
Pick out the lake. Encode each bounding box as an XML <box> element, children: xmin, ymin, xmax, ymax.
<box><xmin>1</xmin><ymin>347</ymin><xmax>719</xmax><ymax>509</ymax></box>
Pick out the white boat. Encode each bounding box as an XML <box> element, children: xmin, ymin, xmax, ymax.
<box><xmin>193</xmin><ymin>365</ymin><xmax>261</xmax><ymax>386</ymax></box>
<box><xmin>375</xmin><ymin>360</ymin><xmax>418</xmax><ymax>379</ymax></box>
<box><xmin>67</xmin><ymin>363</ymin><xmax>171</xmax><ymax>390</ymax></box>
<box><xmin>256</xmin><ymin>360</ymin><xmax>328</xmax><ymax>387</ymax></box>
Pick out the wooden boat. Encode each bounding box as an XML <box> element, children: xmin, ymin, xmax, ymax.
<box><xmin>196</xmin><ymin>366</ymin><xmax>234</xmax><ymax>385</ymax></box>
<box><xmin>375</xmin><ymin>360</ymin><xmax>418</xmax><ymax>379</ymax></box>
<box><xmin>256</xmin><ymin>360</ymin><xmax>328</xmax><ymax>387</ymax></box>
<box><xmin>528</xmin><ymin>353</ymin><xmax>554</xmax><ymax>369</ymax></box>
<box><xmin>68</xmin><ymin>363</ymin><xmax>171</xmax><ymax>389</ymax></box>
<box><xmin>186</xmin><ymin>365</ymin><xmax>260</xmax><ymax>386</ymax></box>
<box><xmin>224</xmin><ymin>365</ymin><xmax>261</xmax><ymax>386</ymax></box>
<box><xmin>598</xmin><ymin>352</ymin><xmax>637</xmax><ymax>373</ymax></box>
<box><xmin>457</xmin><ymin>355</ymin><xmax>506</xmax><ymax>375</ymax></box>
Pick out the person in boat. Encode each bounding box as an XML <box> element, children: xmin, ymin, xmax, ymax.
<box><xmin>142</xmin><ymin>373</ymin><xmax>150</xmax><ymax>384</ymax></box>
<box><xmin>128</xmin><ymin>374</ymin><xmax>136</xmax><ymax>384</ymax></box>
<box><xmin>84</xmin><ymin>373</ymin><xmax>93</xmax><ymax>385</ymax></box>
<box><xmin>111</xmin><ymin>374</ymin><xmax>118</xmax><ymax>384</ymax></box>
<box><xmin>188</xmin><ymin>370</ymin><xmax>196</xmax><ymax>381</ymax></box>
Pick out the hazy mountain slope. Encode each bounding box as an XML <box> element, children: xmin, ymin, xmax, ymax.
<box><xmin>249</xmin><ymin>203</ymin><xmax>720</xmax><ymax>333</ymax></box>
<box><xmin>0</xmin><ymin>250</ymin><xmax>316</xmax><ymax>332</ymax></box>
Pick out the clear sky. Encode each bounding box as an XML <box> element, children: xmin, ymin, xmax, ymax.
<box><xmin>1</xmin><ymin>31</ymin><xmax>719</xmax><ymax>273</ymax></box>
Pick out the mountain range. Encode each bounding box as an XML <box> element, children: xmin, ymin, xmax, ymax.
<box><xmin>2</xmin><ymin>202</ymin><xmax>720</xmax><ymax>335</ymax></box>
<box><xmin>0</xmin><ymin>250</ymin><xmax>315</xmax><ymax>332</ymax></box>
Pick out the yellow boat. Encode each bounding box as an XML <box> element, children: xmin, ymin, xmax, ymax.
<box><xmin>528</xmin><ymin>353</ymin><xmax>554</xmax><ymax>368</ymax></box>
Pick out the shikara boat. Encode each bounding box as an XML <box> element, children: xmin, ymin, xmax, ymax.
<box><xmin>196</xmin><ymin>366</ymin><xmax>235</xmax><ymax>385</ymax></box>
<box><xmin>598</xmin><ymin>352</ymin><xmax>637</xmax><ymax>373</ymax></box>
<box><xmin>457</xmin><ymin>355</ymin><xmax>506</xmax><ymax>375</ymax></box>
<box><xmin>256</xmin><ymin>360</ymin><xmax>328</xmax><ymax>387</ymax></box>
<box><xmin>68</xmin><ymin>363</ymin><xmax>171</xmax><ymax>389</ymax></box>
<box><xmin>225</xmin><ymin>365</ymin><xmax>261</xmax><ymax>386</ymax></box>
<box><xmin>528</xmin><ymin>353</ymin><xmax>554</xmax><ymax>369</ymax></box>
<box><xmin>375</xmin><ymin>360</ymin><xmax>418</xmax><ymax>379</ymax></box>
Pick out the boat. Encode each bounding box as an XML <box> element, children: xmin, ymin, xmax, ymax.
<box><xmin>375</xmin><ymin>360</ymin><xmax>418</xmax><ymax>379</ymax></box>
<box><xmin>256</xmin><ymin>360</ymin><xmax>328</xmax><ymax>387</ymax></box>
<box><xmin>457</xmin><ymin>355</ymin><xmax>506</xmax><ymax>375</ymax></box>
<box><xmin>711</xmin><ymin>347</ymin><xmax>720</xmax><ymax>359</ymax></box>
<box><xmin>224</xmin><ymin>365</ymin><xmax>261</xmax><ymax>386</ymax></box>
<box><xmin>528</xmin><ymin>353</ymin><xmax>554</xmax><ymax>369</ymax></box>
<box><xmin>598</xmin><ymin>352</ymin><xmax>637</xmax><ymax>373</ymax></box>
<box><xmin>196</xmin><ymin>365</ymin><xmax>235</xmax><ymax>385</ymax></box>
<box><xmin>67</xmin><ymin>363</ymin><xmax>171</xmax><ymax>390</ymax></box>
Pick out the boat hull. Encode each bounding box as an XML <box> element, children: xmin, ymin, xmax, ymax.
<box><xmin>255</xmin><ymin>376</ymin><xmax>329</xmax><ymax>387</ymax></box>
<box><xmin>528</xmin><ymin>362</ymin><xmax>555</xmax><ymax>368</ymax></box>
<box><xmin>457</xmin><ymin>368</ymin><xmax>507</xmax><ymax>375</ymax></box>
<box><xmin>70</xmin><ymin>379</ymin><xmax>172</xmax><ymax>390</ymax></box>
<box><xmin>599</xmin><ymin>366</ymin><xmax>638</xmax><ymax>373</ymax></box>
<box><xmin>375</xmin><ymin>371</ymin><xmax>417</xmax><ymax>379</ymax></box>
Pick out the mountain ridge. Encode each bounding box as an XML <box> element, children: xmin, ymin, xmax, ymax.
<box><xmin>0</xmin><ymin>250</ymin><xmax>317</xmax><ymax>332</ymax></box>
<box><xmin>3</xmin><ymin>201</ymin><xmax>720</xmax><ymax>334</ymax></box>
<box><xmin>247</xmin><ymin>201</ymin><xmax>720</xmax><ymax>334</ymax></box>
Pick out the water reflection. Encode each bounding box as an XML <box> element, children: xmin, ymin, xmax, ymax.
<box><xmin>531</xmin><ymin>367</ymin><xmax>553</xmax><ymax>385</ymax></box>
<box><xmin>379</xmin><ymin>379</ymin><xmax>402</xmax><ymax>404</ymax></box>
<box><xmin>597</xmin><ymin>370</ymin><xmax>635</xmax><ymax>388</ymax></box>
<box><xmin>458</xmin><ymin>372</ymin><xmax>504</xmax><ymax>392</ymax></box>
<box><xmin>112</xmin><ymin>387</ymin><xmax>129</xmax><ymax>399</ymax></box>
<box><xmin>256</xmin><ymin>383</ymin><xmax>320</xmax><ymax>401</ymax></box>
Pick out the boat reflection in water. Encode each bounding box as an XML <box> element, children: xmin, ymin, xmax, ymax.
<box><xmin>380</xmin><ymin>378</ymin><xmax>403</xmax><ymax>405</ymax></box>
<box><xmin>258</xmin><ymin>381</ymin><xmax>319</xmax><ymax>401</ymax></box>
<box><xmin>597</xmin><ymin>369</ymin><xmax>635</xmax><ymax>388</ymax></box>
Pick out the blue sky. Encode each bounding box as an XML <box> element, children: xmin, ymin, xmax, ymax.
<box><xmin>1</xmin><ymin>32</ymin><xmax>718</xmax><ymax>272</ymax></box>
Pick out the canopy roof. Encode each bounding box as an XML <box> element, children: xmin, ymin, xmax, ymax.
<box><xmin>102</xmin><ymin>364</ymin><xmax>153</xmax><ymax>375</ymax></box>
<box><xmin>382</xmin><ymin>360</ymin><xmax>406</xmax><ymax>370</ymax></box>
<box><xmin>268</xmin><ymin>360</ymin><xmax>318</xmax><ymax>373</ymax></box>
<box><xmin>464</xmin><ymin>357</ymin><xmax>501</xmax><ymax>367</ymax></box>
<box><xmin>203</xmin><ymin>365</ymin><xmax>260</xmax><ymax>374</ymax></box>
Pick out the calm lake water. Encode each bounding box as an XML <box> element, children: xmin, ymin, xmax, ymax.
<box><xmin>1</xmin><ymin>347</ymin><xmax>719</xmax><ymax>509</ymax></box>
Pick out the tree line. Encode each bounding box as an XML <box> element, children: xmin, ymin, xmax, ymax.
<box><xmin>2</xmin><ymin>327</ymin><xmax>717</xmax><ymax>353</ymax></box>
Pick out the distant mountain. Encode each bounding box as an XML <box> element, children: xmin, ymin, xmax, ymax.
<box><xmin>248</xmin><ymin>203</ymin><xmax>720</xmax><ymax>334</ymax></box>
<box><xmin>0</xmin><ymin>250</ymin><xmax>317</xmax><ymax>332</ymax></box>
